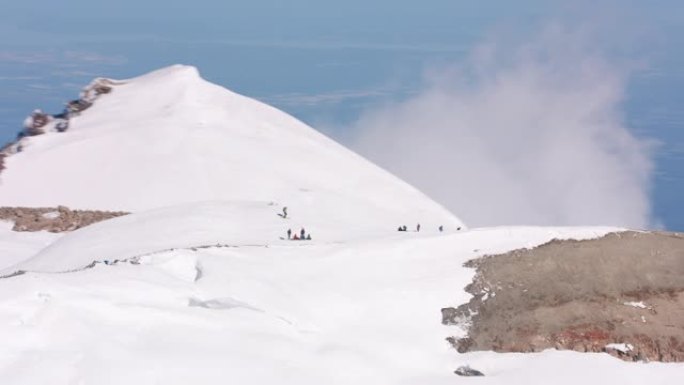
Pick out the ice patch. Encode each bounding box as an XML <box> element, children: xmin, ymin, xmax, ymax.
<box><xmin>41</xmin><ymin>211</ymin><xmax>60</xmax><ymax>220</ymax></box>
<box><xmin>623</xmin><ymin>301</ymin><xmax>648</xmax><ymax>309</ymax></box>
<box><xmin>188</xmin><ymin>297</ymin><xmax>262</xmax><ymax>312</ymax></box>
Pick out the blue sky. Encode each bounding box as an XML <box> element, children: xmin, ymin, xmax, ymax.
<box><xmin>0</xmin><ymin>1</ymin><xmax>682</xmax><ymax>229</ymax></box>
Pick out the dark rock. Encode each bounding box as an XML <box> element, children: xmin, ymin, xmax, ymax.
<box><xmin>454</xmin><ymin>366</ymin><xmax>484</xmax><ymax>377</ymax></box>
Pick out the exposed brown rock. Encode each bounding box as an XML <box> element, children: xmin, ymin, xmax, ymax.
<box><xmin>443</xmin><ymin>231</ymin><xmax>684</xmax><ymax>362</ymax></box>
<box><xmin>0</xmin><ymin>206</ymin><xmax>128</xmax><ymax>233</ymax></box>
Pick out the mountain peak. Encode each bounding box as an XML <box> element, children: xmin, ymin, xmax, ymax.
<box><xmin>0</xmin><ymin>66</ymin><xmax>465</xmax><ymax>235</ymax></box>
<box><xmin>132</xmin><ymin>64</ymin><xmax>204</xmax><ymax>87</ymax></box>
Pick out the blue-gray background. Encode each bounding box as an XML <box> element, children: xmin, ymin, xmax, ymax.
<box><xmin>1</xmin><ymin>1</ymin><xmax>682</xmax><ymax>229</ymax></box>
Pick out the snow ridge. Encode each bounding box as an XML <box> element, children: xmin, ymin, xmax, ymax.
<box><xmin>0</xmin><ymin>65</ymin><xmax>464</xmax><ymax>239</ymax></box>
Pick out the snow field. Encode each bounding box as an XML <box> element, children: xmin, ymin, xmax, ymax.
<box><xmin>0</xmin><ymin>221</ymin><xmax>62</xmax><ymax>271</ymax></box>
<box><xmin>0</xmin><ymin>219</ymin><xmax>639</xmax><ymax>384</ymax></box>
<box><xmin>0</xmin><ymin>64</ymin><xmax>680</xmax><ymax>383</ymax></box>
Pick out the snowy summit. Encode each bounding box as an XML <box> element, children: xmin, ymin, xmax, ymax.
<box><xmin>0</xmin><ymin>65</ymin><xmax>681</xmax><ymax>384</ymax></box>
<box><xmin>0</xmin><ymin>65</ymin><xmax>461</xmax><ymax>233</ymax></box>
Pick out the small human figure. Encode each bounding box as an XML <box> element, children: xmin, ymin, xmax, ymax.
<box><xmin>439</xmin><ymin>225</ymin><xmax>443</xmax><ymax>232</ymax></box>
<box><xmin>287</xmin><ymin>228</ymin><xmax>292</xmax><ymax>239</ymax></box>
<box><xmin>282</xmin><ymin>207</ymin><xmax>288</xmax><ymax>218</ymax></box>
<box><xmin>457</xmin><ymin>227</ymin><xmax>462</xmax><ymax>231</ymax></box>
<box><xmin>293</xmin><ymin>234</ymin><xmax>300</xmax><ymax>240</ymax></box>
<box><xmin>397</xmin><ymin>226</ymin><xmax>403</xmax><ymax>231</ymax></box>
<box><xmin>300</xmin><ymin>228</ymin><xmax>306</xmax><ymax>239</ymax></box>
<box><xmin>306</xmin><ymin>234</ymin><xmax>311</xmax><ymax>240</ymax></box>
<box><xmin>416</xmin><ymin>223</ymin><xmax>421</xmax><ymax>232</ymax></box>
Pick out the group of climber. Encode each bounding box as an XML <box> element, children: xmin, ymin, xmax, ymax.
<box><xmin>279</xmin><ymin>206</ymin><xmax>313</xmax><ymax>241</ymax></box>
<box><xmin>397</xmin><ymin>224</ymin><xmax>459</xmax><ymax>232</ymax></box>
<box><xmin>287</xmin><ymin>228</ymin><xmax>311</xmax><ymax>241</ymax></box>
<box><xmin>279</xmin><ymin>205</ymin><xmax>463</xmax><ymax>241</ymax></box>
<box><xmin>397</xmin><ymin>224</ymin><xmax>425</xmax><ymax>232</ymax></box>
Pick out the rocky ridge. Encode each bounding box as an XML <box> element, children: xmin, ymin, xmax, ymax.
<box><xmin>0</xmin><ymin>77</ymin><xmax>123</xmax><ymax>172</ymax></box>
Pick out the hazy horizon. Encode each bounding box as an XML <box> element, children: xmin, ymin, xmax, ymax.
<box><xmin>1</xmin><ymin>1</ymin><xmax>682</xmax><ymax>229</ymax></box>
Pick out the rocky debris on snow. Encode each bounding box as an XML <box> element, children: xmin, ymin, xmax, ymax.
<box><xmin>79</xmin><ymin>77</ymin><xmax>120</xmax><ymax>102</ymax></box>
<box><xmin>454</xmin><ymin>366</ymin><xmax>484</xmax><ymax>377</ymax></box>
<box><xmin>443</xmin><ymin>231</ymin><xmax>684</xmax><ymax>362</ymax></box>
<box><xmin>23</xmin><ymin>109</ymin><xmax>50</xmax><ymax>135</ymax></box>
<box><xmin>65</xmin><ymin>99</ymin><xmax>92</xmax><ymax>115</ymax></box>
<box><xmin>0</xmin><ymin>77</ymin><xmax>124</xmax><ymax>171</ymax></box>
<box><xmin>0</xmin><ymin>206</ymin><xmax>128</xmax><ymax>232</ymax></box>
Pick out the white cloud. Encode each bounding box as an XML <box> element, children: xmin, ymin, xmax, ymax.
<box><xmin>351</xmin><ymin>24</ymin><xmax>655</xmax><ymax>228</ymax></box>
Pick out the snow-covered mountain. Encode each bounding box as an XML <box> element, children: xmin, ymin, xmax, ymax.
<box><xmin>0</xmin><ymin>66</ymin><xmax>681</xmax><ymax>384</ymax></box>
<box><xmin>0</xmin><ymin>65</ymin><xmax>462</xmax><ymax>235</ymax></box>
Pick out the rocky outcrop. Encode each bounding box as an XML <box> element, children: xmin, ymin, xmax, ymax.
<box><xmin>23</xmin><ymin>110</ymin><xmax>50</xmax><ymax>136</ymax></box>
<box><xmin>0</xmin><ymin>77</ymin><xmax>124</xmax><ymax>173</ymax></box>
<box><xmin>80</xmin><ymin>78</ymin><xmax>120</xmax><ymax>102</ymax></box>
<box><xmin>454</xmin><ymin>366</ymin><xmax>484</xmax><ymax>377</ymax></box>
<box><xmin>443</xmin><ymin>231</ymin><xmax>684</xmax><ymax>362</ymax></box>
<box><xmin>0</xmin><ymin>206</ymin><xmax>128</xmax><ymax>232</ymax></box>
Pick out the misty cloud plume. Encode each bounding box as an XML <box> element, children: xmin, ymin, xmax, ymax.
<box><xmin>352</xmin><ymin>26</ymin><xmax>655</xmax><ymax>228</ymax></box>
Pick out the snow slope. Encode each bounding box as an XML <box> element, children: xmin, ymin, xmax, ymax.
<box><xmin>0</xmin><ymin>66</ymin><xmax>681</xmax><ymax>383</ymax></box>
<box><xmin>7</xmin><ymin>200</ymin><xmax>425</xmax><ymax>274</ymax></box>
<box><xmin>1</xmin><ymin>217</ymin><xmax>660</xmax><ymax>385</ymax></box>
<box><xmin>0</xmin><ymin>221</ymin><xmax>62</xmax><ymax>270</ymax></box>
<box><xmin>4</xmin><ymin>201</ymin><xmax>617</xmax><ymax>275</ymax></box>
<box><xmin>0</xmin><ymin>65</ymin><xmax>462</xmax><ymax>233</ymax></box>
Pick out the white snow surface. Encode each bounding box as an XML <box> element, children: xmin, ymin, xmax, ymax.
<box><xmin>8</xmin><ymin>200</ymin><xmax>417</xmax><ymax>274</ymax></box>
<box><xmin>0</xmin><ymin>66</ymin><xmax>681</xmax><ymax>383</ymax></box>
<box><xmin>2</xmin><ymin>216</ymin><xmax>668</xmax><ymax>385</ymax></box>
<box><xmin>624</xmin><ymin>301</ymin><xmax>648</xmax><ymax>309</ymax></box>
<box><xmin>0</xmin><ymin>221</ymin><xmax>62</xmax><ymax>271</ymax></box>
<box><xmin>0</xmin><ymin>65</ymin><xmax>462</xmax><ymax>233</ymax></box>
<box><xmin>3</xmin><ymin>201</ymin><xmax>615</xmax><ymax>275</ymax></box>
